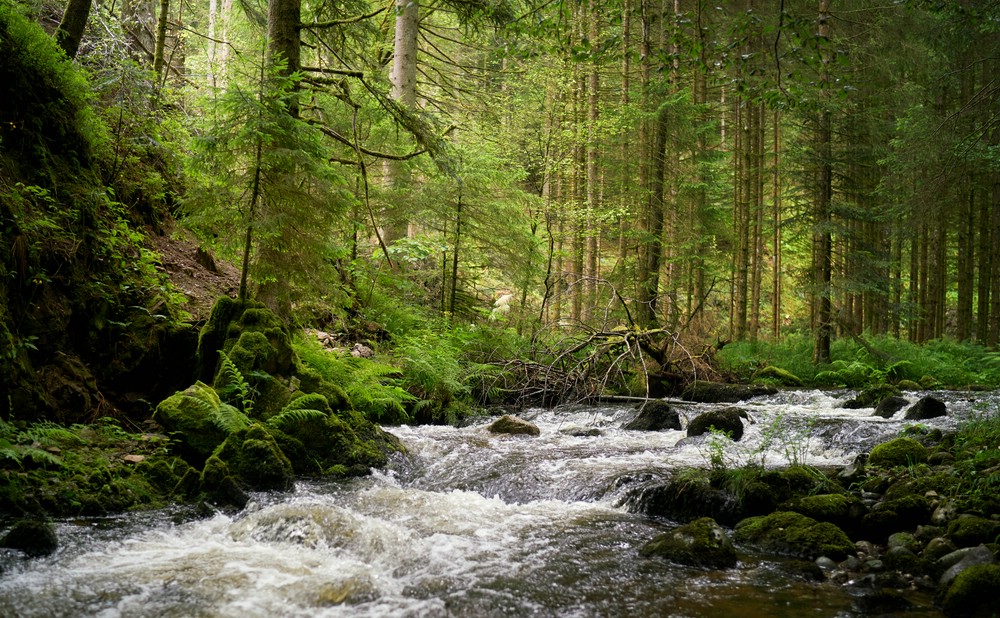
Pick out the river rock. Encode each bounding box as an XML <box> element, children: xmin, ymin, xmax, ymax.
<box><xmin>1</xmin><ymin>520</ymin><xmax>58</xmax><ymax>556</ymax></box>
<box><xmin>680</xmin><ymin>381</ymin><xmax>777</xmax><ymax>404</ymax></box>
<box><xmin>687</xmin><ymin>407</ymin><xmax>747</xmax><ymax>441</ymax></box>
<box><xmin>780</xmin><ymin>493</ymin><xmax>867</xmax><ymax>539</ymax></box>
<box><xmin>868</xmin><ymin>437</ymin><xmax>928</xmax><ymax>467</ymax></box>
<box><xmin>939</xmin><ymin>544</ymin><xmax>996</xmax><ymax>590</ymax></box>
<box><xmin>873</xmin><ymin>396</ymin><xmax>908</xmax><ymax>418</ymax></box>
<box><xmin>640</xmin><ymin>517</ymin><xmax>737</xmax><ymax>569</ymax></box>
<box><xmin>624</xmin><ymin>401</ymin><xmax>681</xmax><ymax>431</ymax></box>
<box><xmin>734</xmin><ymin>511</ymin><xmax>855</xmax><ymax>560</ymax></box>
<box><xmin>904</xmin><ymin>396</ymin><xmax>947</xmax><ymax>420</ymax></box>
<box><xmin>488</xmin><ymin>414</ymin><xmax>540</xmax><ymax>436</ymax></box>
<box><xmin>939</xmin><ymin>564</ymin><xmax>1000</xmax><ymax>618</ymax></box>
<box><xmin>947</xmin><ymin>515</ymin><xmax>1000</xmax><ymax>548</ymax></box>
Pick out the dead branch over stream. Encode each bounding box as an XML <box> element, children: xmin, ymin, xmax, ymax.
<box><xmin>483</xmin><ymin>325</ymin><xmax>726</xmax><ymax>408</ymax></box>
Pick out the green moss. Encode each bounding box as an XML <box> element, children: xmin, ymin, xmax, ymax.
<box><xmin>152</xmin><ymin>381</ymin><xmax>230</xmax><ymax>464</ymax></box>
<box><xmin>855</xmin><ymin>383</ymin><xmax>901</xmax><ymax>408</ymax></box>
<box><xmin>640</xmin><ymin>517</ymin><xmax>738</xmax><ymax>568</ymax></box>
<box><xmin>869</xmin><ymin>437</ymin><xmax>928</xmax><ymax>468</ymax></box>
<box><xmin>213</xmin><ymin>425</ymin><xmax>294</xmax><ymax>491</ymax></box>
<box><xmin>946</xmin><ymin>516</ymin><xmax>1000</xmax><ymax>548</ymax></box>
<box><xmin>734</xmin><ymin>510</ymin><xmax>855</xmax><ymax>560</ymax></box>
<box><xmin>896</xmin><ymin>379</ymin><xmax>922</xmax><ymax>390</ymax></box>
<box><xmin>753</xmin><ymin>366</ymin><xmax>804</xmax><ymax>387</ymax></box>
<box><xmin>940</xmin><ymin>564</ymin><xmax>1000</xmax><ymax>617</ymax></box>
<box><xmin>781</xmin><ymin>493</ymin><xmax>864</xmax><ymax>536</ymax></box>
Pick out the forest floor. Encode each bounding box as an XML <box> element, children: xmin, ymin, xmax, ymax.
<box><xmin>148</xmin><ymin>224</ymin><xmax>241</xmax><ymax>322</ymax></box>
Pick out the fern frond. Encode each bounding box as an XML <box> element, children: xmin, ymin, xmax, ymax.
<box><xmin>20</xmin><ymin>446</ymin><xmax>63</xmax><ymax>468</ymax></box>
<box><xmin>267</xmin><ymin>408</ymin><xmax>327</xmax><ymax>430</ymax></box>
<box><xmin>217</xmin><ymin>351</ymin><xmax>254</xmax><ymax>415</ymax></box>
<box><xmin>211</xmin><ymin>403</ymin><xmax>251</xmax><ymax>434</ymax></box>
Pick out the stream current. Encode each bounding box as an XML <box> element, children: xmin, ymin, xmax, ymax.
<box><xmin>0</xmin><ymin>389</ymin><xmax>992</xmax><ymax>617</ymax></box>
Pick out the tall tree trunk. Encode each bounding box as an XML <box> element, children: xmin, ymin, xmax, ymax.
<box><xmin>771</xmin><ymin>109</ymin><xmax>782</xmax><ymax>339</ymax></box>
<box><xmin>152</xmin><ymin>0</ymin><xmax>169</xmax><ymax>79</ymax></box>
<box><xmin>585</xmin><ymin>0</ymin><xmax>600</xmax><ymax>321</ymax></box>
<box><xmin>811</xmin><ymin>0</ymin><xmax>832</xmax><ymax>365</ymax></box>
<box><xmin>55</xmin><ymin>0</ymin><xmax>93</xmax><ymax>59</ymax></box>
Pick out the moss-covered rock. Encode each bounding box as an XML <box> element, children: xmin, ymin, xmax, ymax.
<box><xmin>754</xmin><ymin>366</ymin><xmax>803</xmax><ymax>387</ymax></box>
<box><xmin>869</xmin><ymin>437</ymin><xmax>928</xmax><ymax>468</ymax></box>
<box><xmin>939</xmin><ymin>563</ymin><xmax>1000</xmax><ymax>617</ymax></box>
<box><xmin>271</xmin><ymin>397</ymin><xmax>400</xmax><ymax>476</ymax></box>
<box><xmin>947</xmin><ymin>516</ymin><xmax>1000</xmax><ymax>548</ymax></box>
<box><xmin>1</xmin><ymin>519</ymin><xmax>58</xmax><ymax>556</ymax></box>
<box><xmin>896</xmin><ymin>379</ymin><xmax>922</xmax><ymax>390</ymax></box>
<box><xmin>640</xmin><ymin>517</ymin><xmax>738</xmax><ymax>569</ymax></box>
<box><xmin>152</xmin><ymin>381</ymin><xmax>234</xmax><ymax>465</ymax></box>
<box><xmin>862</xmin><ymin>494</ymin><xmax>931</xmax><ymax>540</ymax></box>
<box><xmin>734</xmin><ymin>510</ymin><xmax>855</xmax><ymax>560</ymax></box>
<box><xmin>780</xmin><ymin>493</ymin><xmax>867</xmax><ymax>539</ymax></box>
<box><xmin>687</xmin><ymin>407</ymin><xmax>748</xmax><ymax>441</ymax></box>
<box><xmin>846</xmin><ymin>383</ymin><xmax>900</xmax><ymax>409</ymax></box>
<box><xmin>212</xmin><ymin>425</ymin><xmax>294</xmax><ymax>491</ymax></box>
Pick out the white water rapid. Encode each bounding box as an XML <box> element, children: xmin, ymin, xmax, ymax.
<box><xmin>1</xmin><ymin>389</ymin><xmax>986</xmax><ymax>617</ymax></box>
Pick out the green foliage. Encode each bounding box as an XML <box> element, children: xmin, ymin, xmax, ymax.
<box><xmin>182</xmin><ymin>57</ymin><xmax>349</xmax><ymax>301</ymax></box>
<box><xmin>718</xmin><ymin>333</ymin><xmax>1000</xmax><ymax>389</ymax></box>
<box><xmin>215</xmin><ymin>350</ymin><xmax>255</xmax><ymax>416</ymax></box>
<box><xmin>293</xmin><ymin>335</ymin><xmax>414</xmax><ymax>424</ymax></box>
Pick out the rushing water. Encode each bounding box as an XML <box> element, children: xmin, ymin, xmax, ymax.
<box><xmin>0</xmin><ymin>390</ymin><xmax>992</xmax><ymax>617</ymax></box>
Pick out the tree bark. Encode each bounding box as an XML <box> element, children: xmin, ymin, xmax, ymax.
<box><xmin>811</xmin><ymin>0</ymin><xmax>832</xmax><ymax>365</ymax></box>
<box><xmin>55</xmin><ymin>0</ymin><xmax>93</xmax><ymax>59</ymax></box>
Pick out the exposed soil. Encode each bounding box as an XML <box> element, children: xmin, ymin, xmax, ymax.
<box><xmin>148</xmin><ymin>224</ymin><xmax>241</xmax><ymax>322</ymax></box>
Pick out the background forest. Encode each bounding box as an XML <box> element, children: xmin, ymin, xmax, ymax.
<box><xmin>2</xmin><ymin>0</ymin><xmax>1000</xmax><ymax>425</ymax></box>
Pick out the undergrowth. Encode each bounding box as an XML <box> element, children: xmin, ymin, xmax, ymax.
<box><xmin>717</xmin><ymin>332</ymin><xmax>1000</xmax><ymax>389</ymax></box>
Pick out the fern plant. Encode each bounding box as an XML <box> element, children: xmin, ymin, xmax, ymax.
<box><xmin>215</xmin><ymin>350</ymin><xmax>255</xmax><ymax>416</ymax></box>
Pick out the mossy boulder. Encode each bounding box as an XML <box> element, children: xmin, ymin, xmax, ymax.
<box><xmin>687</xmin><ymin>407</ymin><xmax>748</xmax><ymax>441</ymax></box>
<box><xmin>869</xmin><ymin>437</ymin><xmax>928</xmax><ymax>468</ymax></box>
<box><xmin>627</xmin><ymin>472</ymin><xmax>772</xmax><ymax>527</ymax></box>
<box><xmin>197</xmin><ymin>298</ymin><xmax>294</xmax><ymax>383</ymax></box>
<box><xmin>624</xmin><ymin>401</ymin><xmax>681</xmax><ymax>431</ymax></box>
<box><xmin>272</xmin><ymin>396</ymin><xmax>400</xmax><ymax>476</ymax></box>
<box><xmin>845</xmin><ymin>383</ymin><xmax>900</xmax><ymax>409</ymax></box>
<box><xmin>640</xmin><ymin>517</ymin><xmax>738</xmax><ymax>569</ymax></box>
<box><xmin>904</xmin><ymin>395</ymin><xmax>947</xmax><ymax>421</ymax></box>
<box><xmin>681</xmin><ymin>381</ymin><xmax>777</xmax><ymax>404</ymax></box>
<box><xmin>488</xmin><ymin>414</ymin><xmax>540</xmax><ymax>436</ymax></box>
<box><xmin>939</xmin><ymin>564</ymin><xmax>1000</xmax><ymax>617</ymax></box>
<box><xmin>780</xmin><ymin>493</ymin><xmax>867</xmax><ymax>539</ymax></box>
<box><xmin>734</xmin><ymin>511</ymin><xmax>855</xmax><ymax>560</ymax></box>
<box><xmin>754</xmin><ymin>366</ymin><xmax>803</xmax><ymax>387</ymax></box>
<box><xmin>863</xmin><ymin>494</ymin><xmax>931</xmax><ymax>540</ymax></box>
<box><xmin>211</xmin><ymin>425</ymin><xmax>294</xmax><ymax>491</ymax></box>
<box><xmin>947</xmin><ymin>516</ymin><xmax>1000</xmax><ymax>548</ymax></box>
<box><xmin>1</xmin><ymin>519</ymin><xmax>58</xmax><ymax>556</ymax></box>
<box><xmin>152</xmin><ymin>381</ymin><xmax>234</xmax><ymax>465</ymax></box>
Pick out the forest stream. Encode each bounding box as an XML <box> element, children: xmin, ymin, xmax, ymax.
<box><xmin>0</xmin><ymin>389</ymin><xmax>990</xmax><ymax>618</ymax></box>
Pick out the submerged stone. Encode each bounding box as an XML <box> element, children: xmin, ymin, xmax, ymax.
<box><xmin>1</xmin><ymin>520</ymin><xmax>58</xmax><ymax>556</ymax></box>
<box><xmin>640</xmin><ymin>517</ymin><xmax>737</xmax><ymax>569</ymax></box>
<box><xmin>624</xmin><ymin>400</ymin><xmax>681</xmax><ymax>431</ymax></box>
<box><xmin>681</xmin><ymin>381</ymin><xmax>777</xmax><ymax>404</ymax></box>
<box><xmin>873</xmin><ymin>396</ymin><xmax>908</xmax><ymax>418</ymax></box>
<box><xmin>488</xmin><ymin>414</ymin><xmax>540</xmax><ymax>436</ymax></box>
<box><xmin>904</xmin><ymin>396</ymin><xmax>947</xmax><ymax>421</ymax></box>
<box><xmin>687</xmin><ymin>407</ymin><xmax>747</xmax><ymax>441</ymax></box>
